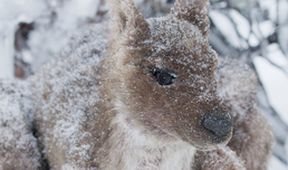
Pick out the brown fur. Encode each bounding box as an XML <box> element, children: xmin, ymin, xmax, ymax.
<box><xmin>29</xmin><ymin>0</ymin><xmax>273</xmax><ymax>169</ymax></box>
<box><xmin>217</xmin><ymin>59</ymin><xmax>274</xmax><ymax>170</ymax></box>
<box><xmin>193</xmin><ymin>147</ymin><xmax>246</xmax><ymax>170</ymax></box>
<box><xmin>106</xmin><ymin>0</ymin><xmax>232</xmax><ymax>149</ymax></box>
<box><xmin>191</xmin><ymin>59</ymin><xmax>274</xmax><ymax>170</ymax></box>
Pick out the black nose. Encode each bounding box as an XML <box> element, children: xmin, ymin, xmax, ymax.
<box><xmin>201</xmin><ymin>114</ymin><xmax>232</xmax><ymax>138</ymax></box>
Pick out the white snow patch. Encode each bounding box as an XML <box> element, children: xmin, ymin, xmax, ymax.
<box><xmin>252</xmin><ymin>20</ymin><xmax>275</xmax><ymax>39</ymax></box>
<box><xmin>229</xmin><ymin>10</ymin><xmax>250</xmax><ymax>38</ymax></box>
<box><xmin>0</xmin><ymin>0</ymin><xmax>47</xmax><ymax>79</ymax></box>
<box><xmin>279</xmin><ymin>24</ymin><xmax>288</xmax><ymax>55</ymax></box>
<box><xmin>28</xmin><ymin>0</ymin><xmax>100</xmax><ymax>72</ymax></box>
<box><xmin>0</xmin><ymin>27</ymin><xmax>14</xmax><ymax>79</ymax></box>
<box><xmin>228</xmin><ymin>0</ymin><xmax>256</xmax><ymax>10</ymax></box>
<box><xmin>286</xmin><ymin>139</ymin><xmax>288</xmax><ymax>166</ymax></box>
<box><xmin>229</xmin><ymin>10</ymin><xmax>259</xmax><ymax>47</ymax></box>
<box><xmin>268</xmin><ymin>156</ymin><xmax>288</xmax><ymax>170</ymax></box>
<box><xmin>259</xmin><ymin>0</ymin><xmax>288</xmax><ymax>24</ymax></box>
<box><xmin>254</xmin><ymin>56</ymin><xmax>288</xmax><ymax>125</ymax></box>
<box><xmin>52</xmin><ymin>0</ymin><xmax>99</xmax><ymax>29</ymax></box>
<box><xmin>265</xmin><ymin>44</ymin><xmax>288</xmax><ymax>69</ymax></box>
<box><xmin>0</xmin><ymin>0</ymin><xmax>47</xmax><ymax>22</ymax></box>
<box><xmin>210</xmin><ymin>10</ymin><xmax>247</xmax><ymax>48</ymax></box>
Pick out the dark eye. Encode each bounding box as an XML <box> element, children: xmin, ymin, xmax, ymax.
<box><xmin>151</xmin><ymin>68</ymin><xmax>176</xmax><ymax>86</ymax></box>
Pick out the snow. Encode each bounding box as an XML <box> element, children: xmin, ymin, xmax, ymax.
<box><xmin>27</xmin><ymin>0</ymin><xmax>100</xmax><ymax>72</ymax></box>
<box><xmin>0</xmin><ymin>0</ymin><xmax>46</xmax><ymax>22</ymax></box>
<box><xmin>48</xmin><ymin>0</ymin><xmax>99</xmax><ymax>28</ymax></box>
<box><xmin>259</xmin><ymin>0</ymin><xmax>288</xmax><ymax>24</ymax></box>
<box><xmin>0</xmin><ymin>0</ymin><xmax>47</xmax><ymax>79</ymax></box>
<box><xmin>228</xmin><ymin>9</ymin><xmax>260</xmax><ymax>47</ymax></box>
<box><xmin>210</xmin><ymin>9</ymin><xmax>276</xmax><ymax>49</ymax></box>
<box><xmin>265</xmin><ymin>44</ymin><xmax>288</xmax><ymax>69</ymax></box>
<box><xmin>0</xmin><ymin>0</ymin><xmax>100</xmax><ymax>77</ymax></box>
<box><xmin>228</xmin><ymin>10</ymin><xmax>250</xmax><ymax>39</ymax></box>
<box><xmin>254</xmin><ymin>56</ymin><xmax>288</xmax><ymax>125</ymax></box>
<box><xmin>253</xmin><ymin>21</ymin><xmax>275</xmax><ymax>38</ymax></box>
<box><xmin>210</xmin><ymin>10</ymin><xmax>247</xmax><ymax>48</ymax></box>
<box><xmin>268</xmin><ymin>156</ymin><xmax>288</xmax><ymax>170</ymax></box>
<box><xmin>228</xmin><ymin>0</ymin><xmax>256</xmax><ymax>10</ymax></box>
<box><xmin>279</xmin><ymin>24</ymin><xmax>288</xmax><ymax>55</ymax></box>
<box><xmin>0</xmin><ymin>27</ymin><xmax>14</xmax><ymax>79</ymax></box>
<box><xmin>286</xmin><ymin>139</ymin><xmax>288</xmax><ymax>166</ymax></box>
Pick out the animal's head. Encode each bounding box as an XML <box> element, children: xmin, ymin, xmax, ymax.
<box><xmin>106</xmin><ymin>0</ymin><xmax>232</xmax><ymax>150</ymax></box>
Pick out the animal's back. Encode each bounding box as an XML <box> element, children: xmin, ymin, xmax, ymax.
<box><xmin>30</xmin><ymin>23</ymin><xmax>109</xmax><ymax>169</ymax></box>
<box><xmin>0</xmin><ymin>80</ymin><xmax>40</xmax><ymax>170</ymax></box>
<box><xmin>217</xmin><ymin>58</ymin><xmax>274</xmax><ymax>170</ymax></box>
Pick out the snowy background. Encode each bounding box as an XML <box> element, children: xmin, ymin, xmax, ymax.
<box><xmin>0</xmin><ymin>0</ymin><xmax>287</xmax><ymax>169</ymax></box>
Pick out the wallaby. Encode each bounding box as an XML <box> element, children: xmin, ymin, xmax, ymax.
<box><xmin>26</xmin><ymin>0</ymin><xmax>272</xmax><ymax>169</ymax></box>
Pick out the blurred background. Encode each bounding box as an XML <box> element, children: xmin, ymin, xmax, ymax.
<box><xmin>0</xmin><ymin>0</ymin><xmax>287</xmax><ymax>169</ymax></box>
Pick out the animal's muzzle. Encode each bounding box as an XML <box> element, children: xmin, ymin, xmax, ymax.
<box><xmin>201</xmin><ymin>114</ymin><xmax>232</xmax><ymax>138</ymax></box>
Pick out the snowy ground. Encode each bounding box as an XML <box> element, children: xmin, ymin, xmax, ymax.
<box><xmin>0</xmin><ymin>0</ymin><xmax>287</xmax><ymax>169</ymax></box>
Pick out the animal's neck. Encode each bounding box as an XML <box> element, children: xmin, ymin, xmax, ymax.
<box><xmin>99</xmin><ymin>113</ymin><xmax>196</xmax><ymax>170</ymax></box>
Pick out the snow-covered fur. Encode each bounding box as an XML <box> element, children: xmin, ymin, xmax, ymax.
<box><xmin>30</xmin><ymin>0</ymin><xmax>230</xmax><ymax>168</ymax></box>
<box><xmin>217</xmin><ymin>59</ymin><xmax>274</xmax><ymax>170</ymax></box>
<box><xmin>192</xmin><ymin>58</ymin><xmax>274</xmax><ymax>170</ymax></box>
<box><xmin>0</xmin><ymin>0</ymin><xmax>272</xmax><ymax>169</ymax></box>
<box><xmin>0</xmin><ymin>80</ymin><xmax>40</xmax><ymax>170</ymax></box>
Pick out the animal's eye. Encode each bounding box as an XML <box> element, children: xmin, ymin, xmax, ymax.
<box><xmin>151</xmin><ymin>68</ymin><xmax>176</xmax><ymax>86</ymax></box>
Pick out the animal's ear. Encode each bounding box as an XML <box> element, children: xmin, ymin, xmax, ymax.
<box><xmin>108</xmin><ymin>0</ymin><xmax>150</xmax><ymax>42</ymax></box>
<box><xmin>172</xmin><ymin>0</ymin><xmax>210</xmax><ymax>36</ymax></box>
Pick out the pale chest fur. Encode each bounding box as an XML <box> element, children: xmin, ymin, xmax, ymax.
<box><xmin>99</xmin><ymin>114</ymin><xmax>196</xmax><ymax>170</ymax></box>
